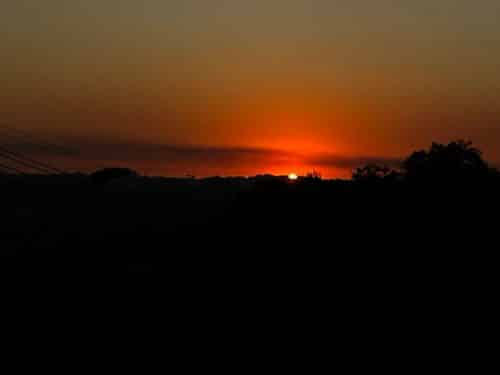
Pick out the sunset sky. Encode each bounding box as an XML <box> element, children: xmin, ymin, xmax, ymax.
<box><xmin>2</xmin><ymin>1</ymin><xmax>500</xmax><ymax>177</ymax></box>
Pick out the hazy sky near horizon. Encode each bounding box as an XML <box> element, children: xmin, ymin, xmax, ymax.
<box><xmin>2</xmin><ymin>1</ymin><xmax>500</xmax><ymax>176</ymax></box>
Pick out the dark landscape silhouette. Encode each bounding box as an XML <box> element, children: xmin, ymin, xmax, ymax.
<box><xmin>3</xmin><ymin>3</ymin><xmax>499</xmax><ymax>366</ymax></box>
<box><xmin>1</xmin><ymin>139</ymin><xmax>498</xmax><ymax>282</ymax></box>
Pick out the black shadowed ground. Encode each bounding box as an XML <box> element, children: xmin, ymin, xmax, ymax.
<box><xmin>1</xmin><ymin>140</ymin><xmax>498</xmax><ymax>284</ymax></box>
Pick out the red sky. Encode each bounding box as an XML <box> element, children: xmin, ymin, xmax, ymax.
<box><xmin>2</xmin><ymin>1</ymin><xmax>500</xmax><ymax>177</ymax></box>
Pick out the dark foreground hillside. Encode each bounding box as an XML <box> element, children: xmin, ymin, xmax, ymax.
<box><xmin>2</xmin><ymin>141</ymin><xmax>498</xmax><ymax>366</ymax></box>
<box><xmin>1</xmin><ymin>172</ymin><xmax>498</xmax><ymax>280</ymax></box>
<box><xmin>1</xmin><ymin>173</ymin><xmax>497</xmax><ymax>372</ymax></box>
<box><xmin>1</xmin><ymin>142</ymin><xmax>499</xmax><ymax>288</ymax></box>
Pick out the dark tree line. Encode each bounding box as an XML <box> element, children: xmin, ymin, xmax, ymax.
<box><xmin>353</xmin><ymin>140</ymin><xmax>498</xmax><ymax>184</ymax></box>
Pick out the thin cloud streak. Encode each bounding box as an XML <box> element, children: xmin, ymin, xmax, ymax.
<box><xmin>308</xmin><ymin>154</ymin><xmax>402</xmax><ymax>170</ymax></box>
<box><xmin>8</xmin><ymin>140</ymin><xmax>402</xmax><ymax>177</ymax></box>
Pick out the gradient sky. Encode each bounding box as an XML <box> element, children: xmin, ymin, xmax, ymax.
<box><xmin>2</xmin><ymin>1</ymin><xmax>500</xmax><ymax>177</ymax></box>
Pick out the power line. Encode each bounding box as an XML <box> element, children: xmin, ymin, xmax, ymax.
<box><xmin>0</xmin><ymin>161</ymin><xmax>24</xmax><ymax>174</ymax></box>
<box><xmin>0</xmin><ymin>145</ymin><xmax>64</xmax><ymax>174</ymax></box>
<box><xmin>0</xmin><ymin>150</ymin><xmax>53</xmax><ymax>174</ymax></box>
<box><xmin>0</xmin><ymin>124</ymin><xmax>70</xmax><ymax>175</ymax></box>
<box><xmin>0</xmin><ymin>124</ymin><xmax>68</xmax><ymax>174</ymax></box>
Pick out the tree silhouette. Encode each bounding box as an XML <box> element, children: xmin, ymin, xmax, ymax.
<box><xmin>402</xmin><ymin>140</ymin><xmax>488</xmax><ymax>182</ymax></box>
<box><xmin>305</xmin><ymin>170</ymin><xmax>322</xmax><ymax>181</ymax></box>
<box><xmin>352</xmin><ymin>164</ymin><xmax>392</xmax><ymax>182</ymax></box>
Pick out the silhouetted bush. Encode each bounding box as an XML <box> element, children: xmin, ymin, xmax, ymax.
<box><xmin>352</xmin><ymin>164</ymin><xmax>393</xmax><ymax>183</ymax></box>
<box><xmin>402</xmin><ymin>140</ymin><xmax>488</xmax><ymax>182</ymax></box>
<box><xmin>305</xmin><ymin>170</ymin><xmax>322</xmax><ymax>181</ymax></box>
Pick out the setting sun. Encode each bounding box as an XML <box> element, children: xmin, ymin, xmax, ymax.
<box><xmin>288</xmin><ymin>173</ymin><xmax>298</xmax><ymax>181</ymax></box>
